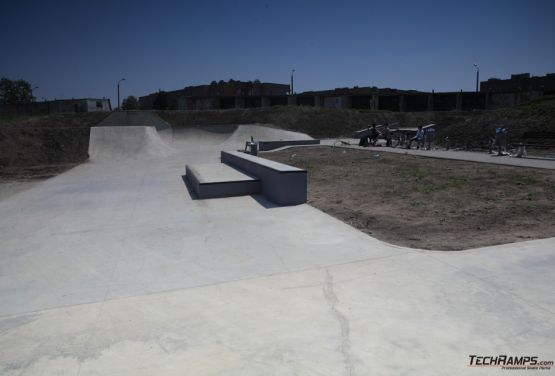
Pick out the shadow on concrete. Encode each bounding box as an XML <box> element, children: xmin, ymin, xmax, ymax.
<box><xmin>181</xmin><ymin>175</ymin><xmax>279</xmax><ymax>209</ymax></box>
<box><xmin>181</xmin><ymin>175</ymin><xmax>199</xmax><ymax>200</ymax></box>
<box><xmin>250</xmin><ymin>194</ymin><xmax>280</xmax><ymax>209</ymax></box>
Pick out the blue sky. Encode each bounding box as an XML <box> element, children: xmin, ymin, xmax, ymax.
<box><xmin>2</xmin><ymin>0</ymin><xmax>554</xmax><ymax>105</ymax></box>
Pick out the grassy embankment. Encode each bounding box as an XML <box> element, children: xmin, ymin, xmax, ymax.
<box><xmin>158</xmin><ymin>96</ymin><xmax>555</xmax><ymax>149</ymax></box>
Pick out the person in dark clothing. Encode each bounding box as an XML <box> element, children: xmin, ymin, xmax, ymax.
<box><xmin>368</xmin><ymin>124</ymin><xmax>380</xmax><ymax>146</ymax></box>
<box><xmin>358</xmin><ymin>133</ymin><xmax>369</xmax><ymax>146</ymax></box>
<box><xmin>495</xmin><ymin>127</ymin><xmax>508</xmax><ymax>156</ymax></box>
<box><xmin>382</xmin><ymin>123</ymin><xmax>392</xmax><ymax>147</ymax></box>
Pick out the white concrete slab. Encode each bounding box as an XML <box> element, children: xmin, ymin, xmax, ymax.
<box><xmin>1</xmin><ymin>122</ymin><xmax>554</xmax><ymax>375</ymax></box>
<box><xmin>223</xmin><ymin>150</ymin><xmax>305</xmax><ymax>172</ymax></box>
<box><xmin>187</xmin><ymin>163</ymin><xmax>258</xmax><ymax>184</ymax></box>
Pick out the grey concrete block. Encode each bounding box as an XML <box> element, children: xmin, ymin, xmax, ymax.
<box><xmin>221</xmin><ymin>151</ymin><xmax>307</xmax><ymax>206</ymax></box>
<box><xmin>186</xmin><ymin>164</ymin><xmax>261</xmax><ymax>199</ymax></box>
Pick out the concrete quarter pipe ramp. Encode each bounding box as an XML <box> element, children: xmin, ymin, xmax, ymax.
<box><xmin>89</xmin><ymin>126</ymin><xmax>176</xmax><ymax>161</ymax></box>
<box><xmin>0</xmin><ymin>113</ymin><xmax>553</xmax><ymax>375</ymax></box>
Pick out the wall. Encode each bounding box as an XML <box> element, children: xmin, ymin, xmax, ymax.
<box><xmin>86</xmin><ymin>99</ymin><xmax>111</xmax><ymax>112</ymax></box>
<box><xmin>323</xmin><ymin>96</ymin><xmax>345</xmax><ymax>109</ymax></box>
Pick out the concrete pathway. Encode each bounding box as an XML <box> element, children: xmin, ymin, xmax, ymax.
<box><xmin>320</xmin><ymin>139</ymin><xmax>555</xmax><ymax>170</ymax></box>
<box><xmin>1</xmin><ymin>123</ymin><xmax>554</xmax><ymax>375</ymax></box>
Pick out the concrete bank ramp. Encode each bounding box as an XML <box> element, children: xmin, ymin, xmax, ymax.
<box><xmin>96</xmin><ymin>110</ymin><xmax>172</xmax><ymax>130</ymax></box>
<box><xmin>170</xmin><ymin>124</ymin><xmax>238</xmax><ymax>147</ymax></box>
<box><xmin>170</xmin><ymin>123</ymin><xmax>313</xmax><ymax>150</ymax></box>
<box><xmin>89</xmin><ymin>126</ymin><xmax>176</xmax><ymax>161</ymax></box>
<box><xmin>221</xmin><ymin>124</ymin><xmax>313</xmax><ymax>148</ymax></box>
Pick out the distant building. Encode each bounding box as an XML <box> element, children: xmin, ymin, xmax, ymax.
<box><xmin>479</xmin><ymin>73</ymin><xmax>555</xmax><ymax>109</ymax></box>
<box><xmin>0</xmin><ymin>98</ymin><xmax>112</xmax><ymax>114</ymax></box>
<box><xmin>480</xmin><ymin>73</ymin><xmax>555</xmax><ymax>94</ymax></box>
<box><xmin>139</xmin><ymin>81</ymin><xmax>290</xmax><ymax>110</ymax></box>
<box><xmin>43</xmin><ymin>98</ymin><xmax>112</xmax><ymax>113</ymax></box>
<box><xmin>138</xmin><ymin>74</ymin><xmax>555</xmax><ymax>113</ymax></box>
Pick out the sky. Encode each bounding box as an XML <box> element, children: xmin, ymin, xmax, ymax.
<box><xmin>1</xmin><ymin>0</ymin><xmax>554</xmax><ymax>106</ymax></box>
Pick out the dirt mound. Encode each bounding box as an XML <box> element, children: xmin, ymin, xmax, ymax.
<box><xmin>0</xmin><ymin>112</ymin><xmax>109</xmax><ymax>129</ymax></box>
<box><xmin>0</xmin><ymin>127</ymin><xmax>91</xmax><ymax>167</ymax></box>
<box><xmin>0</xmin><ymin>112</ymin><xmax>110</xmax><ymax>171</ymax></box>
<box><xmin>157</xmin><ymin>98</ymin><xmax>555</xmax><ymax>147</ymax></box>
<box><xmin>157</xmin><ymin>107</ymin><xmax>379</xmax><ymax>138</ymax></box>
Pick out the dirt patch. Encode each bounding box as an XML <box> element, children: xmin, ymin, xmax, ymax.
<box><xmin>264</xmin><ymin>146</ymin><xmax>555</xmax><ymax>250</ymax></box>
<box><xmin>0</xmin><ymin>164</ymin><xmax>81</xmax><ymax>181</ymax></box>
<box><xmin>0</xmin><ymin>128</ymin><xmax>91</xmax><ymax>167</ymax></box>
<box><xmin>0</xmin><ymin>112</ymin><xmax>108</xmax><ymax>178</ymax></box>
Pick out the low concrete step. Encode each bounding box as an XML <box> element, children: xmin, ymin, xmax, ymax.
<box><xmin>185</xmin><ymin>163</ymin><xmax>261</xmax><ymax>199</ymax></box>
<box><xmin>221</xmin><ymin>151</ymin><xmax>307</xmax><ymax>205</ymax></box>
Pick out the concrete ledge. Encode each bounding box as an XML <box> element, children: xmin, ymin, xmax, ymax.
<box><xmin>186</xmin><ymin>164</ymin><xmax>261</xmax><ymax>199</ymax></box>
<box><xmin>221</xmin><ymin>151</ymin><xmax>307</xmax><ymax>205</ymax></box>
<box><xmin>258</xmin><ymin>139</ymin><xmax>320</xmax><ymax>151</ymax></box>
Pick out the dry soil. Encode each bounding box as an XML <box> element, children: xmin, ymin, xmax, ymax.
<box><xmin>264</xmin><ymin>146</ymin><xmax>555</xmax><ymax>250</ymax></box>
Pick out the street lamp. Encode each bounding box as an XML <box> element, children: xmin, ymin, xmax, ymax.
<box><xmin>290</xmin><ymin>69</ymin><xmax>295</xmax><ymax>95</ymax></box>
<box><xmin>473</xmin><ymin>64</ymin><xmax>479</xmax><ymax>92</ymax></box>
<box><xmin>117</xmin><ymin>78</ymin><xmax>126</xmax><ymax>109</ymax></box>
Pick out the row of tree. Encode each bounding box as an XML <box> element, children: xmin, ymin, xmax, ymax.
<box><xmin>121</xmin><ymin>95</ymin><xmax>139</xmax><ymax>110</ymax></box>
<box><xmin>0</xmin><ymin>77</ymin><xmax>35</xmax><ymax>105</ymax></box>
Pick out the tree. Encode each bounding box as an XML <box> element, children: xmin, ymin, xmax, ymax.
<box><xmin>153</xmin><ymin>91</ymin><xmax>169</xmax><ymax>110</ymax></box>
<box><xmin>0</xmin><ymin>77</ymin><xmax>35</xmax><ymax>104</ymax></box>
<box><xmin>121</xmin><ymin>95</ymin><xmax>139</xmax><ymax>110</ymax></box>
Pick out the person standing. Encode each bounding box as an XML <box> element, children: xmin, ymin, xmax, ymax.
<box><xmin>382</xmin><ymin>123</ymin><xmax>392</xmax><ymax>147</ymax></box>
<box><xmin>407</xmin><ymin>125</ymin><xmax>424</xmax><ymax>149</ymax></box>
<box><xmin>495</xmin><ymin>126</ymin><xmax>508</xmax><ymax>156</ymax></box>
<box><xmin>424</xmin><ymin>127</ymin><xmax>435</xmax><ymax>150</ymax></box>
<box><xmin>369</xmin><ymin>124</ymin><xmax>380</xmax><ymax>146</ymax></box>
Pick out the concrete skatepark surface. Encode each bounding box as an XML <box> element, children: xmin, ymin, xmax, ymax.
<box><xmin>1</xmin><ymin>121</ymin><xmax>554</xmax><ymax>375</ymax></box>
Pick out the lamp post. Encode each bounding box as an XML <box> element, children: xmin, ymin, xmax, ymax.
<box><xmin>117</xmin><ymin>78</ymin><xmax>126</xmax><ymax>109</ymax></box>
<box><xmin>290</xmin><ymin>69</ymin><xmax>295</xmax><ymax>95</ymax></box>
<box><xmin>473</xmin><ymin>64</ymin><xmax>479</xmax><ymax>92</ymax></box>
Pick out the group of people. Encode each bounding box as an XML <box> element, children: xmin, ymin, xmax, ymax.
<box><xmin>407</xmin><ymin>125</ymin><xmax>436</xmax><ymax>150</ymax></box>
<box><xmin>357</xmin><ymin>124</ymin><xmax>513</xmax><ymax>155</ymax></box>
<box><xmin>358</xmin><ymin>123</ymin><xmax>393</xmax><ymax>147</ymax></box>
<box><xmin>358</xmin><ymin>124</ymin><xmax>436</xmax><ymax>150</ymax></box>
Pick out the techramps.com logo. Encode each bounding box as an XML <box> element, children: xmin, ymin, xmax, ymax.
<box><xmin>468</xmin><ymin>355</ymin><xmax>553</xmax><ymax>371</ymax></box>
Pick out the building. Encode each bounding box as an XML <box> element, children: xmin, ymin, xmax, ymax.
<box><xmin>138</xmin><ymin>73</ymin><xmax>555</xmax><ymax>113</ymax></box>
<box><xmin>479</xmin><ymin>73</ymin><xmax>555</xmax><ymax>109</ymax></box>
<box><xmin>0</xmin><ymin>98</ymin><xmax>112</xmax><ymax>114</ymax></box>
<box><xmin>139</xmin><ymin>81</ymin><xmax>290</xmax><ymax>110</ymax></box>
<box><xmin>480</xmin><ymin>73</ymin><xmax>555</xmax><ymax>94</ymax></box>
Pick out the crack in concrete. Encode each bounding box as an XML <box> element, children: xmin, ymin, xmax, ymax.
<box><xmin>323</xmin><ymin>269</ymin><xmax>355</xmax><ymax>376</ymax></box>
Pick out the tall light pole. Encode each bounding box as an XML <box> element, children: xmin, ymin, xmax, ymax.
<box><xmin>290</xmin><ymin>69</ymin><xmax>295</xmax><ymax>95</ymax></box>
<box><xmin>117</xmin><ymin>78</ymin><xmax>126</xmax><ymax>109</ymax></box>
<box><xmin>473</xmin><ymin>64</ymin><xmax>479</xmax><ymax>92</ymax></box>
